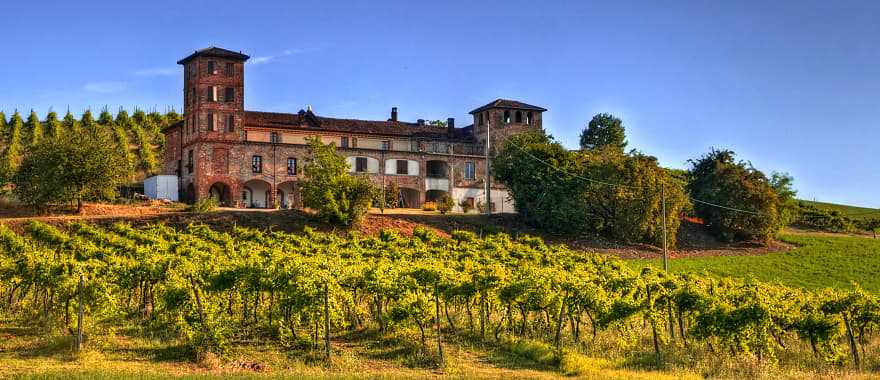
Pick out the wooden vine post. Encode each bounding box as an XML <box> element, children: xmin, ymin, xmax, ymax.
<box><xmin>435</xmin><ymin>287</ymin><xmax>444</xmax><ymax>367</ymax></box>
<box><xmin>324</xmin><ymin>283</ymin><xmax>331</xmax><ymax>361</ymax></box>
<box><xmin>76</xmin><ymin>273</ymin><xmax>84</xmax><ymax>353</ymax></box>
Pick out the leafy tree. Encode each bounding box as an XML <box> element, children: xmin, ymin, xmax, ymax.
<box><xmin>494</xmin><ymin>131</ymin><xmax>687</xmax><ymax>246</ymax></box>
<box><xmin>25</xmin><ymin>110</ymin><xmax>43</xmax><ymax>147</ymax></box>
<box><xmin>45</xmin><ymin>111</ymin><xmax>63</xmax><ymax>141</ymax></box>
<box><xmin>300</xmin><ymin>137</ymin><xmax>376</xmax><ymax>226</ymax></box>
<box><xmin>0</xmin><ymin>111</ymin><xmax>7</xmax><ymax>140</ymax></box>
<box><xmin>133</xmin><ymin>124</ymin><xmax>158</xmax><ymax>175</ymax></box>
<box><xmin>579</xmin><ymin>113</ymin><xmax>627</xmax><ymax>152</ymax></box>
<box><xmin>437</xmin><ymin>194</ymin><xmax>454</xmax><ymax>214</ymax></box>
<box><xmin>0</xmin><ymin>112</ymin><xmax>25</xmax><ymax>184</ymax></box>
<box><xmin>62</xmin><ymin>110</ymin><xmax>80</xmax><ymax>134</ymax></box>
<box><xmin>97</xmin><ymin>108</ymin><xmax>115</xmax><ymax>130</ymax></box>
<box><xmin>12</xmin><ymin>128</ymin><xmax>128</xmax><ymax>212</ymax></box>
<box><xmin>80</xmin><ymin>109</ymin><xmax>96</xmax><ymax>131</ymax></box>
<box><xmin>688</xmin><ymin>149</ymin><xmax>782</xmax><ymax>243</ymax></box>
<box><xmin>771</xmin><ymin>171</ymin><xmax>798</xmax><ymax>226</ymax></box>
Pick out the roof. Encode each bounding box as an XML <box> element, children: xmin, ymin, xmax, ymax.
<box><xmin>161</xmin><ymin>119</ymin><xmax>184</xmax><ymax>133</ymax></box>
<box><xmin>469</xmin><ymin>99</ymin><xmax>547</xmax><ymax>114</ymax></box>
<box><xmin>244</xmin><ymin>110</ymin><xmax>475</xmax><ymax>141</ymax></box>
<box><xmin>177</xmin><ymin>47</ymin><xmax>250</xmax><ymax>65</ymax></box>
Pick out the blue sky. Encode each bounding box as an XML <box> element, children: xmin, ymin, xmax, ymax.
<box><xmin>1</xmin><ymin>1</ymin><xmax>878</xmax><ymax>207</ymax></box>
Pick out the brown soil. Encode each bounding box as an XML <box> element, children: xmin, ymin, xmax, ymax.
<box><xmin>0</xmin><ymin>204</ymin><xmax>794</xmax><ymax>259</ymax></box>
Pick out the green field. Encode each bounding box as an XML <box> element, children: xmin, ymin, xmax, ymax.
<box><xmin>631</xmin><ymin>233</ymin><xmax>880</xmax><ymax>292</ymax></box>
<box><xmin>799</xmin><ymin>200</ymin><xmax>880</xmax><ymax>221</ymax></box>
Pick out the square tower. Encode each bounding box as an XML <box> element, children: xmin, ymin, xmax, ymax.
<box><xmin>469</xmin><ymin>99</ymin><xmax>546</xmax><ymax>152</ymax></box>
<box><xmin>177</xmin><ymin>47</ymin><xmax>250</xmax><ymax>143</ymax></box>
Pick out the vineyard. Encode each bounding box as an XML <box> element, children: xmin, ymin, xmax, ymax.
<box><xmin>1</xmin><ymin>221</ymin><xmax>879</xmax><ymax>377</ymax></box>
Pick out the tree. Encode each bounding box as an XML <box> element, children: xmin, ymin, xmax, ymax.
<box><xmin>45</xmin><ymin>111</ymin><xmax>63</xmax><ymax>141</ymax></box>
<box><xmin>579</xmin><ymin>113</ymin><xmax>627</xmax><ymax>152</ymax></box>
<box><xmin>111</xmin><ymin>109</ymin><xmax>136</xmax><ymax>180</ymax></box>
<box><xmin>62</xmin><ymin>110</ymin><xmax>80</xmax><ymax>134</ymax></box>
<box><xmin>0</xmin><ymin>111</ymin><xmax>7</xmax><ymax>140</ymax></box>
<box><xmin>437</xmin><ymin>194</ymin><xmax>454</xmax><ymax>214</ymax></box>
<box><xmin>688</xmin><ymin>149</ymin><xmax>782</xmax><ymax>244</ymax></box>
<box><xmin>80</xmin><ymin>109</ymin><xmax>96</xmax><ymax>131</ymax></box>
<box><xmin>12</xmin><ymin>128</ymin><xmax>128</xmax><ymax>213</ymax></box>
<box><xmin>0</xmin><ymin>112</ymin><xmax>25</xmax><ymax>185</ymax></box>
<box><xmin>25</xmin><ymin>110</ymin><xmax>43</xmax><ymax>147</ymax></box>
<box><xmin>770</xmin><ymin>171</ymin><xmax>798</xmax><ymax>226</ymax></box>
<box><xmin>300</xmin><ymin>137</ymin><xmax>376</xmax><ymax>226</ymax></box>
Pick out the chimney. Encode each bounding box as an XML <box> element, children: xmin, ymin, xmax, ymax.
<box><xmin>447</xmin><ymin>117</ymin><xmax>455</xmax><ymax>138</ymax></box>
<box><xmin>391</xmin><ymin>107</ymin><xmax>398</xmax><ymax>122</ymax></box>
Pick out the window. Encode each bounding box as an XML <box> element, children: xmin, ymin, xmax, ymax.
<box><xmin>207</xmin><ymin>86</ymin><xmax>218</xmax><ymax>102</ymax></box>
<box><xmin>351</xmin><ymin>137</ymin><xmax>358</xmax><ymax>148</ymax></box>
<box><xmin>207</xmin><ymin>112</ymin><xmax>215</xmax><ymax>131</ymax></box>
<box><xmin>464</xmin><ymin>161</ymin><xmax>475</xmax><ymax>180</ymax></box>
<box><xmin>526</xmin><ymin>112</ymin><xmax>532</xmax><ymax>125</ymax></box>
<box><xmin>396</xmin><ymin>160</ymin><xmax>408</xmax><ymax>175</ymax></box>
<box><xmin>287</xmin><ymin>158</ymin><xmax>297</xmax><ymax>175</ymax></box>
<box><xmin>225</xmin><ymin>62</ymin><xmax>234</xmax><ymax>76</ymax></box>
<box><xmin>515</xmin><ymin>111</ymin><xmax>522</xmax><ymax>123</ymax></box>
<box><xmin>187</xmin><ymin>150</ymin><xmax>194</xmax><ymax>174</ymax></box>
<box><xmin>503</xmin><ymin>110</ymin><xmax>511</xmax><ymax>124</ymax></box>
<box><xmin>252</xmin><ymin>155</ymin><xmax>262</xmax><ymax>173</ymax></box>
<box><xmin>340</xmin><ymin>136</ymin><xmax>349</xmax><ymax>148</ymax></box>
<box><xmin>380</xmin><ymin>140</ymin><xmax>390</xmax><ymax>150</ymax></box>
<box><xmin>191</xmin><ymin>88</ymin><xmax>196</xmax><ymax>105</ymax></box>
<box><xmin>355</xmin><ymin>157</ymin><xmax>368</xmax><ymax>172</ymax></box>
<box><xmin>241</xmin><ymin>191</ymin><xmax>248</xmax><ymax>201</ymax></box>
<box><xmin>225</xmin><ymin>87</ymin><xmax>234</xmax><ymax>103</ymax></box>
<box><xmin>411</xmin><ymin>140</ymin><xmax>420</xmax><ymax>152</ymax></box>
<box><xmin>270</xmin><ymin>132</ymin><xmax>279</xmax><ymax>144</ymax></box>
<box><xmin>207</xmin><ymin>61</ymin><xmax>216</xmax><ymax>74</ymax></box>
<box><xmin>478</xmin><ymin>113</ymin><xmax>484</xmax><ymax>126</ymax></box>
<box><xmin>226</xmin><ymin>114</ymin><xmax>234</xmax><ymax>132</ymax></box>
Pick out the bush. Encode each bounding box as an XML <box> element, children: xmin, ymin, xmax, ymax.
<box><xmin>187</xmin><ymin>197</ymin><xmax>218</xmax><ymax>213</ymax></box>
<box><xmin>437</xmin><ymin>194</ymin><xmax>454</xmax><ymax>214</ymax></box>
<box><xmin>459</xmin><ymin>199</ymin><xmax>473</xmax><ymax>213</ymax></box>
<box><xmin>422</xmin><ymin>202</ymin><xmax>437</xmax><ymax>211</ymax></box>
<box><xmin>300</xmin><ymin>137</ymin><xmax>376</xmax><ymax>226</ymax></box>
<box><xmin>494</xmin><ymin>131</ymin><xmax>688</xmax><ymax>247</ymax></box>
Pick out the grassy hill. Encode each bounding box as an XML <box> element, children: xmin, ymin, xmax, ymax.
<box><xmin>799</xmin><ymin>200</ymin><xmax>880</xmax><ymax>220</ymax></box>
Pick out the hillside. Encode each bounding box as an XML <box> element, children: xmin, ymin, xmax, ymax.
<box><xmin>799</xmin><ymin>199</ymin><xmax>880</xmax><ymax>220</ymax></box>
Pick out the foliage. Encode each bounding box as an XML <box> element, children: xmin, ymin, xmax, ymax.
<box><xmin>12</xmin><ymin>128</ymin><xmax>129</xmax><ymax>212</ymax></box>
<box><xmin>300</xmin><ymin>137</ymin><xmax>376</xmax><ymax>226</ymax></box>
<box><xmin>579</xmin><ymin>113</ymin><xmax>627</xmax><ymax>152</ymax></box>
<box><xmin>0</xmin><ymin>111</ymin><xmax>25</xmax><ymax>185</ymax></box>
<box><xmin>793</xmin><ymin>201</ymin><xmax>855</xmax><ymax>232</ymax></box>
<box><xmin>25</xmin><ymin>110</ymin><xmax>43</xmax><ymax>147</ymax></box>
<box><xmin>0</xmin><ymin>221</ymin><xmax>877</xmax><ymax>369</ymax></box>
<box><xmin>494</xmin><ymin>131</ymin><xmax>688</xmax><ymax>247</ymax></box>
<box><xmin>771</xmin><ymin>171</ymin><xmax>799</xmax><ymax>227</ymax></box>
<box><xmin>379</xmin><ymin>181</ymin><xmax>400</xmax><ymax>209</ymax></box>
<box><xmin>436</xmin><ymin>194</ymin><xmax>454</xmax><ymax>214</ymax></box>
<box><xmin>459</xmin><ymin>199</ymin><xmax>474</xmax><ymax>213</ymax></box>
<box><xmin>422</xmin><ymin>202</ymin><xmax>437</xmax><ymax>211</ymax></box>
<box><xmin>187</xmin><ymin>197</ymin><xmax>219</xmax><ymax>213</ymax></box>
<box><xmin>687</xmin><ymin>149</ymin><xmax>782</xmax><ymax>244</ymax></box>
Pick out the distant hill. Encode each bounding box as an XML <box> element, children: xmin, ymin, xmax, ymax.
<box><xmin>799</xmin><ymin>200</ymin><xmax>880</xmax><ymax>220</ymax></box>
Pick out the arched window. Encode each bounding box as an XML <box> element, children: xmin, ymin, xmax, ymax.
<box><xmin>526</xmin><ymin>112</ymin><xmax>532</xmax><ymax>125</ymax></box>
<box><xmin>503</xmin><ymin>110</ymin><xmax>511</xmax><ymax>124</ymax></box>
<box><xmin>515</xmin><ymin>111</ymin><xmax>522</xmax><ymax>123</ymax></box>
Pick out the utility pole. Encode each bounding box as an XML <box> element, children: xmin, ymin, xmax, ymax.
<box><xmin>381</xmin><ymin>150</ymin><xmax>386</xmax><ymax>213</ymax></box>
<box><xmin>484</xmin><ymin>121</ymin><xmax>491</xmax><ymax>217</ymax></box>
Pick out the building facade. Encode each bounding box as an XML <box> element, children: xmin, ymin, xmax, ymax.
<box><xmin>162</xmin><ymin>47</ymin><xmax>546</xmax><ymax>212</ymax></box>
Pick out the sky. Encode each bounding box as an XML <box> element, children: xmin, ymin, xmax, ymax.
<box><xmin>1</xmin><ymin>0</ymin><xmax>878</xmax><ymax>207</ymax></box>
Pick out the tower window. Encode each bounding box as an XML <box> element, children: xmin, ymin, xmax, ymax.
<box><xmin>207</xmin><ymin>61</ymin><xmax>216</xmax><ymax>74</ymax></box>
<box><xmin>478</xmin><ymin>113</ymin><xmax>484</xmax><ymax>126</ymax></box>
<box><xmin>515</xmin><ymin>111</ymin><xmax>522</xmax><ymax>123</ymax></box>
<box><xmin>526</xmin><ymin>112</ymin><xmax>532</xmax><ymax>125</ymax></box>
<box><xmin>503</xmin><ymin>110</ymin><xmax>511</xmax><ymax>124</ymax></box>
<box><xmin>207</xmin><ymin>112</ymin><xmax>215</xmax><ymax>131</ymax></box>
<box><xmin>226</xmin><ymin>114</ymin><xmax>234</xmax><ymax>132</ymax></box>
<box><xmin>191</xmin><ymin>88</ymin><xmax>196</xmax><ymax>105</ymax></box>
<box><xmin>207</xmin><ymin>86</ymin><xmax>218</xmax><ymax>102</ymax></box>
<box><xmin>252</xmin><ymin>155</ymin><xmax>263</xmax><ymax>173</ymax></box>
<box><xmin>225</xmin><ymin>62</ymin><xmax>234</xmax><ymax>76</ymax></box>
<box><xmin>225</xmin><ymin>87</ymin><xmax>234</xmax><ymax>103</ymax></box>
<box><xmin>187</xmin><ymin>150</ymin><xmax>194</xmax><ymax>174</ymax></box>
<box><xmin>287</xmin><ymin>158</ymin><xmax>297</xmax><ymax>175</ymax></box>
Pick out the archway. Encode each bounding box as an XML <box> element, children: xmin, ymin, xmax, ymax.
<box><xmin>425</xmin><ymin>190</ymin><xmax>448</xmax><ymax>203</ymax></box>
<box><xmin>277</xmin><ymin>181</ymin><xmax>301</xmax><ymax>209</ymax></box>
<box><xmin>243</xmin><ymin>179</ymin><xmax>271</xmax><ymax>208</ymax></box>
<box><xmin>398</xmin><ymin>187</ymin><xmax>420</xmax><ymax>208</ymax></box>
<box><xmin>208</xmin><ymin>182</ymin><xmax>232</xmax><ymax>206</ymax></box>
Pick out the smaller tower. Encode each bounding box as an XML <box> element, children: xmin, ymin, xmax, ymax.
<box><xmin>469</xmin><ymin>99</ymin><xmax>546</xmax><ymax>151</ymax></box>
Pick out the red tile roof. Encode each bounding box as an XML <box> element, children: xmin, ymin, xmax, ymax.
<box><xmin>469</xmin><ymin>99</ymin><xmax>547</xmax><ymax>114</ymax></box>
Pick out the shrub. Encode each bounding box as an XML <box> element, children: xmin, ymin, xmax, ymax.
<box><xmin>688</xmin><ymin>149</ymin><xmax>782</xmax><ymax>244</ymax></box>
<box><xmin>422</xmin><ymin>202</ymin><xmax>437</xmax><ymax>211</ymax></box>
<box><xmin>437</xmin><ymin>194</ymin><xmax>454</xmax><ymax>214</ymax></box>
<box><xmin>300</xmin><ymin>137</ymin><xmax>376</xmax><ymax>226</ymax></box>
<box><xmin>794</xmin><ymin>202</ymin><xmax>854</xmax><ymax>232</ymax></box>
<box><xmin>187</xmin><ymin>197</ymin><xmax>218</xmax><ymax>213</ymax></box>
<box><xmin>459</xmin><ymin>199</ymin><xmax>473</xmax><ymax>213</ymax></box>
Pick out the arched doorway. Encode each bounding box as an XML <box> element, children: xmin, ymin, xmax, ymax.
<box><xmin>208</xmin><ymin>182</ymin><xmax>232</xmax><ymax>206</ymax></box>
<box><xmin>398</xmin><ymin>187</ymin><xmax>421</xmax><ymax>208</ymax></box>
<box><xmin>243</xmin><ymin>179</ymin><xmax>272</xmax><ymax>208</ymax></box>
<box><xmin>277</xmin><ymin>181</ymin><xmax>301</xmax><ymax>209</ymax></box>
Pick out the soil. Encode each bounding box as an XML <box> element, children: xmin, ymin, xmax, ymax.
<box><xmin>0</xmin><ymin>203</ymin><xmax>795</xmax><ymax>260</ymax></box>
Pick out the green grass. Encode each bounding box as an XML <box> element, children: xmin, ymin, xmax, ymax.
<box><xmin>630</xmin><ymin>233</ymin><xmax>880</xmax><ymax>292</ymax></box>
<box><xmin>799</xmin><ymin>200</ymin><xmax>880</xmax><ymax>221</ymax></box>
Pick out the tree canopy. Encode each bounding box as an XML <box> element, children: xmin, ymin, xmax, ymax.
<box><xmin>579</xmin><ymin>113</ymin><xmax>627</xmax><ymax>152</ymax></box>
<box><xmin>300</xmin><ymin>137</ymin><xmax>376</xmax><ymax>226</ymax></box>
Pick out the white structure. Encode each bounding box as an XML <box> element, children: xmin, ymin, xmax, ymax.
<box><xmin>144</xmin><ymin>175</ymin><xmax>179</xmax><ymax>201</ymax></box>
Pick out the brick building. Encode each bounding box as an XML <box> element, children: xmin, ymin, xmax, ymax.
<box><xmin>162</xmin><ymin>47</ymin><xmax>546</xmax><ymax>212</ymax></box>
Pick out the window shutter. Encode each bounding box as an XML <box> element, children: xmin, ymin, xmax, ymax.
<box><xmin>225</xmin><ymin>87</ymin><xmax>234</xmax><ymax>102</ymax></box>
<box><xmin>207</xmin><ymin>112</ymin><xmax>214</xmax><ymax>131</ymax></box>
<box><xmin>226</xmin><ymin>114</ymin><xmax>234</xmax><ymax>132</ymax></box>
